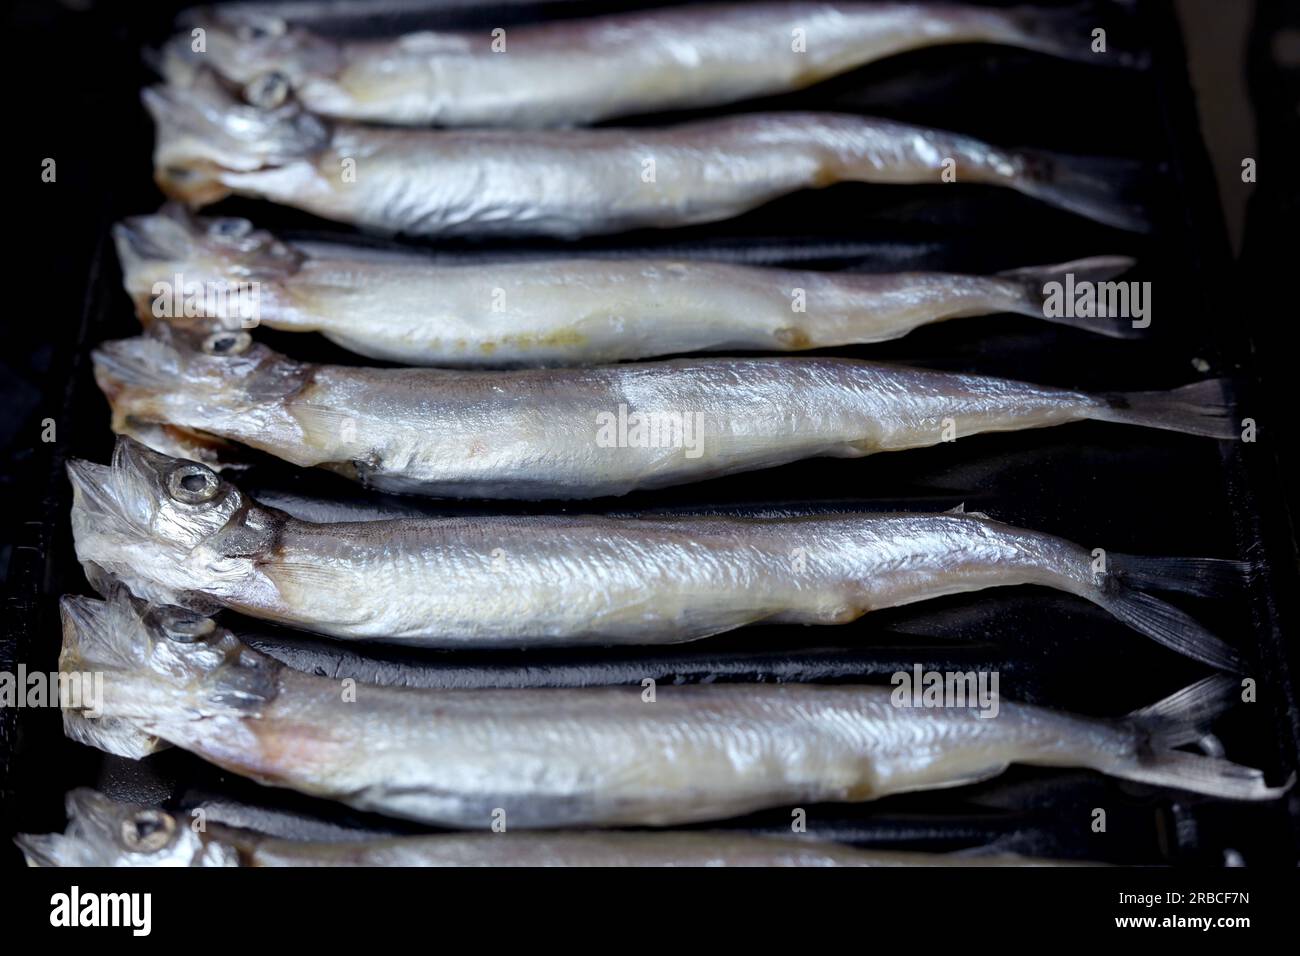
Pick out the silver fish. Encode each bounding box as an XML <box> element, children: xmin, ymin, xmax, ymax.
<box><xmin>164</xmin><ymin>2</ymin><xmax>1132</xmax><ymax>128</ymax></box>
<box><xmin>18</xmin><ymin>790</ymin><xmax>1061</xmax><ymax>867</ymax></box>
<box><xmin>68</xmin><ymin>436</ymin><xmax>1243</xmax><ymax>669</ymax></box>
<box><xmin>93</xmin><ymin>323</ymin><xmax>1233</xmax><ymax>498</ymax></box>
<box><xmin>52</xmin><ymin>593</ymin><xmax>1283</xmax><ymax>829</ymax></box>
<box><xmin>145</xmin><ymin>73</ymin><xmax>1147</xmax><ymax>235</ymax></box>
<box><xmin>116</xmin><ymin>206</ymin><xmax>1138</xmax><ymax>367</ymax></box>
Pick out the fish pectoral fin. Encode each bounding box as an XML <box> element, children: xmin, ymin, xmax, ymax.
<box><xmin>931</xmin><ymin>762</ymin><xmax>1012</xmax><ymax>791</ymax></box>
<box><xmin>62</xmin><ymin>710</ymin><xmax>168</xmax><ymax>761</ymax></box>
<box><xmin>869</xmin><ymin>762</ymin><xmax>1012</xmax><ymax>800</ymax></box>
<box><xmin>590</xmin><ymin>602</ymin><xmax>781</xmax><ymax>644</ymax></box>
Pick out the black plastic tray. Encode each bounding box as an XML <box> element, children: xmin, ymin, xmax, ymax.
<box><xmin>2</xmin><ymin>0</ymin><xmax>1298</xmax><ymax>866</ymax></box>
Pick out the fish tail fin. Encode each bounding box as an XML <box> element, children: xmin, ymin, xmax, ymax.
<box><xmin>1002</xmin><ymin>4</ymin><xmax>1148</xmax><ymax>69</ymax></box>
<box><xmin>1105</xmin><ymin>676</ymin><xmax>1293</xmax><ymax>800</ymax></box>
<box><xmin>1092</xmin><ymin>551</ymin><xmax>1253</xmax><ymax>670</ymax></box>
<box><xmin>1112</xmin><ymin>751</ymin><xmax>1293</xmax><ymax>801</ymax></box>
<box><xmin>1010</xmin><ymin>149</ymin><xmax>1151</xmax><ymax>232</ymax></box>
<box><xmin>1089</xmin><ymin>577</ymin><xmax>1243</xmax><ymax>672</ymax></box>
<box><xmin>1088</xmin><ymin>378</ymin><xmax>1239</xmax><ymax>439</ymax></box>
<box><xmin>994</xmin><ymin>255</ymin><xmax>1141</xmax><ymax>336</ymax></box>
<box><xmin>1129</xmin><ymin>675</ymin><xmax>1244</xmax><ymax>746</ymax></box>
<box><xmin>1107</xmin><ymin>553</ymin><xmax>1252</xmax><ymax>600</ymax></box>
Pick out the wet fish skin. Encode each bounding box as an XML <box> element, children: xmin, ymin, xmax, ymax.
<box><xmin>52</xmin><ymin>596</ymin><xmax>1283</xmax><ymax>830</ymax></box>
<box><xmin>93</xmin><ymin>324</ymin><xmax>1233</xmax><ymax>499</ymax></box>
<box><xmin>166</xmin><ymin>3</ymin><xmax>1128</xmax><ymax>128</ymax></box>
<box><xmin>67</xmin><ymin>437</ymin><xmax>1243</xmax><ymax>670</ymax></box>
<box><xmin>145</xmin><ymin>74</ymin><xmax>1147</xmax><ymax>235</ymax></box>
<box><xmin>116</xmin><ymin>206</ymin><xmax>1138</xmax><ymax>366</ymax></box>
<box><xmin>16</xmin><ymin>790</ymin><xmax>1068</xmax><ymax>867</ymax></box>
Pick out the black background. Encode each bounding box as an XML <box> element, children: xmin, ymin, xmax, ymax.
<box><xmin>2</xmin><ymin>0</ymin><xmax>1300</xmax><ymax>923</ymax></box>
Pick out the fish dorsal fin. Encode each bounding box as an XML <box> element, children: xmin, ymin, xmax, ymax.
<box><xmin>946</xmin><ymin>503</ymin><xmax>993</xmax><ymax>520</ymax></box>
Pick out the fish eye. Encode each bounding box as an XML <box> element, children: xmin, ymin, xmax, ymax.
<box><xmin>120</xmin><ymin>810</ymin><xmax>176</xmax><ymax>852</ymax></box>
<box><xmin>208</xmin><ymin>218</ymin><xmax>252</xmax><ymax>240</ymax></box>
<box><xmin>237</xmin><ymin>16</ymin><xmax>286</xmax><ymax>42</ymax></box>
<box><xmin>245</xmin><ymin>71</ymin><xmax>290</xmax><ymax>109</ymax></box>
<box><xmin>167</xmin><ymin>462</ymin><xmax>221</xmax><ymax>505</ymax></box>
<box><xmin>150</xmin><ymin>606</ymin><xmax>217</xmax><ymax>644</ymax></box>
<box><xmin>202</xmin><ymin>330</ymin><xmax>252</xmax><ymax>356</ymax></box>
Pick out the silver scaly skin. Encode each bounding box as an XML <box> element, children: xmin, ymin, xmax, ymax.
<box><xmin>115</xmin><ymin>206</ymin><xmax>1138</xmax><ymax>367</ymax></box>
<box><xmin>93</xmin><ymin>323</ymin><xmax>1233</xmax><ymax>498</ymax></box>
<box><xmin>46</xmin><ymin>598</ymin><xmax>1286</xmax><ymax>829</ymax></box>
<box><xmin>68</xmin><ymin>437</ymin><xmax>1243</xmax><ymax>670</ymax></box>
<box><xmin>144</xmin><ymin>73</ymin><xmax>1147</xmax><ymax>236</ymax></box>
<box><xmin>162</xmin><ymin>3</ymin><xmax>1132</xmax><ymax>128</ymax></box>
<box><xmin>18</xmin><ymin>790</ymin><xmax>1072</xmax><ymax>867</ymax></box>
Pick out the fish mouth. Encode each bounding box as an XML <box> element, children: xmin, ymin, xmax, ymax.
<box><xmin>58</xmin><ymin>591</ymin><xmax>112</xmax><ymax>646</ymax></box>
<box><xmin>12</xmin><ymin>830</ymin><xmax>62</xmax><ymax>867</ymax></box>
<box><xmin>58</xmin><ymin>588</ymin><xmax>152</xmax><ymax>670</ymax></box>
<box><xmin>66</xmin><ymin>437</ymin><xmax>182</xmax><ymax>565</ymax></box>
<box><xmin>113</xmin><ymin>432</ymin><xmax>199</xmax><ymax>492</ymax></box>
<box><xmin>63</xmin><ymin>787</ymin><xmax>126</xmax><ymax>833</ymax></box>
<box><xmin>92</xmin><ymin>333</ymin><xmax>252</xmax><ymax>467</ymax></box>
<box><xmin>66</xmin><ymin>462</ymin><xmax>149</xmax><ymax>610</ymax></box>
<box><xmin>112</xmin><ymin>206</ymin><xmax>198</xmax><ymax>268</ymax></box>
<box><xmin>93</xmin><ymin>335</ymin><xmax>187</xmax><ymax>401</ymax></box>
<box><xmin>116</xmin><ymin>418</ymin><xmax>245</xmax><ymax>471</ymax></box>
<box><xmin>66</xmin><ymin>458</ymin><xmax>128</xmax><ymax>530</ymax></box>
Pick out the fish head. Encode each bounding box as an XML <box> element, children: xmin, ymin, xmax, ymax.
<box><xmin>162</xmin><ymin>10</ymin><xmax>343</xmax><ymax>105</ymax></box>
<box><xmin>143</xmin><ymin>70</ymin><xmax>330</xmax><ymax>205</ymax></box>
<box><xmin>93</xmin><ymin>324</ymin><xmax>308</xmax><ymax>459</ymax></box>
<box><xmin>113</xmin><ymin>204</ymin><xmax>302</xmax><ymax>318</ymax></box>
<box><xmin>15</xmin><ymin>789</ymin><xmax>236</xmax><ymax>867</ymax></box>
<box><xmin>57</xmin><ymin>588</ymin><xmax>282</xmax><ymax>764</ymax></box>
<box><xmin>67</xmin><ymin>437</ymin><xmax>280</xmax><ymax>610</ymax></box>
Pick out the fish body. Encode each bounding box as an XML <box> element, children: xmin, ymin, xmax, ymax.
<box><xmin>146</xmin><ymin>76</ymin><xmax>1147</xmax><ymax>235</ymax></box>
<box><xmin>51</xmin><ymin>597</ymin><xmax>1283</xmax><ymax>829</ymax></box>
<box><xmin>116</xmin><ymin>207</ymin><xmax>1138</xmax><ymax>366</ymax></box>
<box><xmin>167</xmin><ymin>3</ymin><xmax>1128</xmax><ymax>127</ymax></box>
<box><xmin>67</xmin><ymin>438</ymin><xmax>1242</xmax><ymax>670</ymax></box>
<box><xmin>17</xmin><ymin>790</ymin><xmax>1065</xmax><ymax>866</ymax></box>
<box><xmin>94</xmin><ymin>325</ymin><xmax>1232</xmax><ymax>498</ymax></box>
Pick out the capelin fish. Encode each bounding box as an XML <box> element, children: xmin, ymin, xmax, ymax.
<box><xmin>116</xmin><ymin>206</ymin><xmax>1139</xmax><ymax>367</ymax></box>
<box><xmin>68</xmin><ymin>436</ymin><xmax>1246</xmax><ymax>669</ymax></box>
<box><xmin>163</xmin><ymin>2</ymin><xmax>1138</xmax><ymax>128</ymax></box>
<box><xmin>18</xmin><ymin>790</ymin><xmax>1066</xmax><ymax>867</ymax></box>
<box><xmin>93</xmin><ymin>323</ymin><xmax>1235</xmax><ymax>497</ymax></box>
<box><xmin>51</xmin><ymin>594</ymin><xmax>1284</xmax><ymax>829</ymax></box>
<box><xmin>144</xmin><ymin>73</ymin><xmax>1147</xmax><ymax>235</ymax></box>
